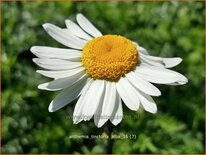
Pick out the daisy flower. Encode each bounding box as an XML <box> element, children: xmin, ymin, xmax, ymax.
<box><xmin>31</xmin><ymin>13</ymin><xmax>188</xmax><ymax>128</ymax></box>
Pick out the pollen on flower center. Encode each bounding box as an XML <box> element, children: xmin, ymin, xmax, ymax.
<box><xmin>81</xmin><ymin>35</ymin><xmax>138</xmax><ymax>81</ymax></box>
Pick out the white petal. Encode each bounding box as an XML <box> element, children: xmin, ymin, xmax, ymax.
<box><xmin>33</xmin><ymin>58</ymin><xmax>82</xmax><ymax>70</ymax></box>
<box><xmin>38</xmin><ymin>73</ymin><xmax>87</xmax><ymax>91</ymax></box>
<box><xmin>110</xmin><ymin>91</ymin><xmax>123</xmax><ymax>126</ymax></box>
<box><xmin>137</xmin><ymin>46</ymin><xmax>149</xmax><ymax>55</ymax></box>
<box><xmin>43</xmin><ymin>23</ymin><xmax>86</xmax><ymax>49</ymax></box>
<box><xmin>135</xmin><ymin>42</ymin><xmax>182</xmax><ymax>68</ymax></box>
<box><xmin>82</xmin><ymin>80</ymin><xmax>105</xmax><ymax>121</ymax></box>
<box><xmin>36</xmin><ymin>67</ymin><xmax>85</xmax><ymax>79</ymax></box>
<box><xmin>132</xmin><ymin>41</ymin><xmax>138</xmax><ymax>46</ymax></box>
<box><xmin>140</xmin><ymin>53</ymin><xmax>182</xmax><ymax>68</ymax></box>
<box><xmin>166</xmin><ymin>81</ymin><xmax>188</xmax><ymax>85</ymax></box>
<box><xmin>116</xmin><ymin>77</ymin><xmax>140</xmax><ymax>111</ymax></box>
<box><xmin>78</xmin><ymin>78</ymin><xmax>93</xmax><ymax>95</ymax></box>
<box><xmin>163</xmin><ymin>58</ymin><xmax>182</xmax><ymax>68</ymax></box>
<box><xmin>135</xmin><ymin>90</ymin><xmax>157</xmax><ymax>114</ymax></box>
<box><xmin>73</xmin><ymin>79</ymin><xmax>93</xmax><ymax>124</ymax></box>
<box><xmin>48</xmin><ymin>76</ymin><xmax>87</xmax><ymax>112</ymax></box>
<box><xmin>31</xmin><ymin>46</ymin><xmax>82</xmax><ymax>61</ymax></box>
<box><xmin>76</xmin><ymin>13</ymin><xmax>102</xmax><ymax>38</ymax></box>
<box><xmin>133</xmin><ymin>43</ymin><xmax>149</xmax><ymax>55</ymax></box>
<box><xmin>139</xmin><ymin>53</ymin><xmax>161</xmax><ymax>61</ymax></box>
<box><xmin>126</xmin><ymin>71</ymin><xmax>161</xmax><ymax>96</ymax></box>
<box><xmin>134</xmin><ymin>65</ymin><xmax>188</xmax><ymax>85</ymax></box>
<box><xmin>140</xmin><ymin>55</ymin><xmax>165</xmax><ymax>67</ymax></box>
<box><xmin>94</xmin><ymin>82</ymin><xmax>116</xmax><ymax>128</ymax></box>
<box><xmin>65</xmin><ymin>19</ymin><xmax>93</xmax><ymax>41</ymax></box>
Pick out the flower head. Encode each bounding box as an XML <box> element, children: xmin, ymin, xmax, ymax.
<box><xmin>31</xmin><ymin>13</ymin><xmax>188</xmax><ymax>127</ymax></box>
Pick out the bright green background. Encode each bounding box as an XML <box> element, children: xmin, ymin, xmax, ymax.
<box><xmin>2</xmin><ymin>1</ymin><xmax>205</xmax><ymax>154</ymax></box>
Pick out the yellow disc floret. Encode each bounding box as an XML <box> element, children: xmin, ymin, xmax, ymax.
<box><xmin>81</xmin><ymin>35</ymin><xmax>138</xmax><ymax>81</ymax></box>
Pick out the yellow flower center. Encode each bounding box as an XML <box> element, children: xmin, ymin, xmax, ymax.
<box><xmin>81</xmin><ymin>35</ymin><xmax>138</xmax><ymax>81</ymax></box>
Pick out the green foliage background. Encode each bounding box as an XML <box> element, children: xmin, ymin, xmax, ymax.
<box><xmin>1</xmin><ymin>1</ymin><xmax>205</xmax><ymax>154</ymax></box>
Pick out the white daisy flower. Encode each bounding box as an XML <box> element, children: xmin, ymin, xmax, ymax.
<box><xmin>31</xmin><ymin>13</ymin><xmax>188</xmax><ymax>128</ymax></box>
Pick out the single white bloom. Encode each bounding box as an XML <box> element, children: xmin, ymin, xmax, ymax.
<box><xmin>31</xmin><ymin>13</ymin><xmax>188</xmax><ymax>128</ymax></box>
